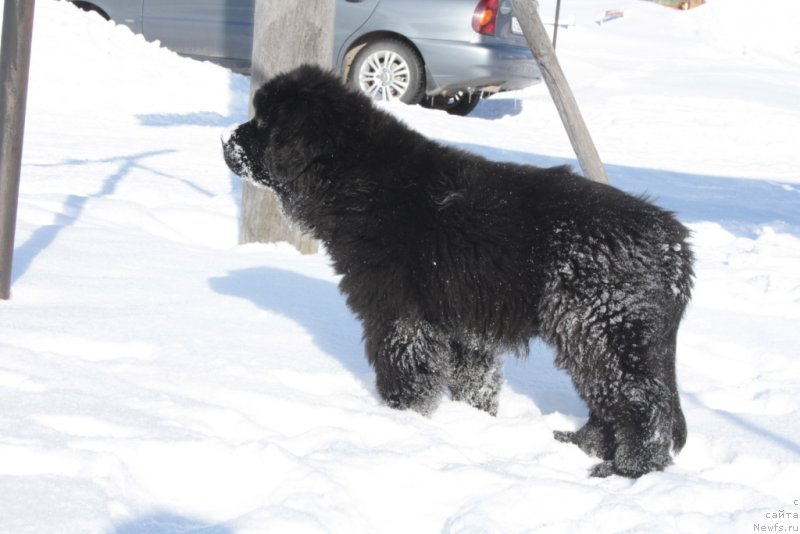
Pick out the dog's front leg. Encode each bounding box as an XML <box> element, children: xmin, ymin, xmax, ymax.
<box><xmin>448</xmin><ymin>339</ymin><xmax>503</xmax><ymax>416</ymax></box>
<box><xmin>367</xmin><ymin>319</ymin><xmax>450</xmax><ymax>416</ymax></box>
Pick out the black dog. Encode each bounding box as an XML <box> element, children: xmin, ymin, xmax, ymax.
<box><xmin>222</xmin><ymin>65</ymin><xmax>694</xmax><ymax>478</ymax></box>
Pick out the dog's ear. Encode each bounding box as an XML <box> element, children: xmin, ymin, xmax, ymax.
<box><xmin>252</xmin><ymin>84</ymin><xmax>274</xmax><ymax>127</ymax></box>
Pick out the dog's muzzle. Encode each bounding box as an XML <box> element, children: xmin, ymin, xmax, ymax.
<box><xmin>221</xmin><ymin>125</ymin><xmax>248</xmax><ymax>178</ymax></box>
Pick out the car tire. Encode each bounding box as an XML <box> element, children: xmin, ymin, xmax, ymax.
<box><xmin>349</xmin><ymin>39</ymin><xmax>425</xmax><ymax>105</ymax></box>
<box><xmin>71</xmin><ymin>1</ymin><xmax>110</xmax><ymax>20</ymax></box>
<box><xmin>420</xmin><ymin>91</ymin><xmax>482</xmax><ymax>116</ymax></box>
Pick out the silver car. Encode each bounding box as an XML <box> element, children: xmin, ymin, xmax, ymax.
<box><xmin>70</xmin><ymin>0</ymin><xmax>540</xmax><ymax>115</ymax></box>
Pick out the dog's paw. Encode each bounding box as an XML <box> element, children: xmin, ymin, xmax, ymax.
<box><xmin>589</xmin><ymin>461</ymin><xmax>617</xmax><ymax>478</ymax></box>
<box><xmin>553</xmin><ymin>430</ymin><xmax>577</xmax><ymax>444</ymax></box>
<box><xmin>589</xmin><ymin>458</ymin><xmax>667</xmax><ymax>478</ymax></box>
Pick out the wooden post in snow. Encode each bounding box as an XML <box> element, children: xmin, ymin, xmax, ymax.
<box><xmin>0</xmin><ymin>0</ymin><xmax>36</xmax><ymax>299</ymax></box>
<box><xmin>511</xmin><ymin>0</ymin><xmax>609</xmax><ymax>185</ymax></box>
<box><xmin>239</xmin><ymin>0</ymin><xmax>335</xmax><ymax>253</ymax></box>
<box><xmin>552</xmin><ymin>0</ymin><xmax>562</xmax><ymax>49</ymax></box>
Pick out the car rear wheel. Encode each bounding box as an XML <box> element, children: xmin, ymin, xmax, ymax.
<box><xmin>349</xmin><ymin>39</ymin><xmax>425</xmax><ymax>105</ymax></box>
<box><xmin>420</xmin><ymin>91</ymin><xmax>482</xmax><ymax>116</ymax></box>
<box><xmin>71</xmin><ymin>1</ymin><xmax>110</xmax><ymax>20</ymax></box>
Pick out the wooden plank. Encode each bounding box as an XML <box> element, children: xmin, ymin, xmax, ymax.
<box><xmin>239</xmin><ymin>0</ymin><xmax>335</xmax><ymax>252</ymax></box>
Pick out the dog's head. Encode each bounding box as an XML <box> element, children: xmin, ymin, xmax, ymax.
<box><xmin>222</xmin><ymin>64</ymin><xmax>372</xmax><ymax>199</ymax></box>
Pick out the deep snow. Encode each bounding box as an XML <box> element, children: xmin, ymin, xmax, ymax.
<box><xmin>1</xmin><ymin>0</ymin><xmax>799</xmax><ymax>532</ymax></box>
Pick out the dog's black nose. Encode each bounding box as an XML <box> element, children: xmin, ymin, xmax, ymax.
<box><xmin>221</xmin><ymin>127</ymin><xmax>247</xmax><ymax>177</ymax></box>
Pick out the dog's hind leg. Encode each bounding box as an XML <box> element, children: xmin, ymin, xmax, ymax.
<box><xmin>447</xmin><ymin>339</ymin><xmax>503</xmax><ymax>416</ymax></box>
<box><xmin>543</xmin><ymin>265</ymin><xmax>689</xmax><ymax>477</ymax></box>
<box><xmin>588</xmin><ymin>376</ymin><xmax>677</xmax><ymax>478</ymax></box>
<box><xmin>584</xmin><ymin>323</ymin><xmax>685</xmax><ymax>478</ymax></box>
<box><xmin>367</xmin><ymin>319</ymin><xmax>450</xmax><ymax>416</ymax></box>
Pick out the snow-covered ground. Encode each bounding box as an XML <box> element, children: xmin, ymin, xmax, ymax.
<box><xmin>1</xmin><ymin>0</ymin><xmax>799</xmax><ymax>532</ymax></box>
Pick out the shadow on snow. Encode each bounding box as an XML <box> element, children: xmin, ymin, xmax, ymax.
<box><xmin>208</xmin><ymin>266</ymin><xmax>372</xmax><ymax>386</ymax></box>
<box><xmin>208</xmin><ymin>266</ymin><xmax>587</xmax><ymax>419</ymax></box>
<box><xmin>13</xmin><ymin>150</ymin><xmax>187</xmax><ymax>284</ymax></box>
<box><xmin>111</xmin><ymin>512</ymin><xmax>233</xmax><ymax>534</ymax></box>
<box><xmin>210</xmin><ymin>265</ymin><xmax>800</xmax><ymax>456</ymax></box>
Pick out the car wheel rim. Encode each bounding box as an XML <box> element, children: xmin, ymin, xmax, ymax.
<box><xmin>357</xmin><ymin>50</ymin><xmax>411</xmax><ymax>101</ymax></box>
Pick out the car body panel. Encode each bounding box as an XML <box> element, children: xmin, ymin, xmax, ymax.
<box><xmin>142</xmin><ymin>0</ymin><xmax>254</xmax><ymax>69</ymax></box>
<box><xmin>334</xmin><ymin>0</ymin><xmax>381</xmax><ymax>66</ymax></box>
<box><xmin>86</xmin><ymin>0</ymin><xmax>143</xmax><ymax>32</ymax></box>
<box><xmin>69</xmin><ymin>0</ymin><xmax>540</xmax><ymax>96</ymax></box>
<box><xmin>346</xmin><ymin>0</ymin><xmax>537</xmax><ymax>94</ymax></box>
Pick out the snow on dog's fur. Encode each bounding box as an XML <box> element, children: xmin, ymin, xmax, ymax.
<box><xmin>222</xmin><ymin>65</ymin><xmax>694</xmax><ymax>478</ymax></box>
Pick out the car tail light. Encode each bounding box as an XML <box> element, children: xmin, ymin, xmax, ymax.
<box><xmin>473</xmin><ymin>0</ymin><xmax>499</xmax><ymax>35</ymax></box>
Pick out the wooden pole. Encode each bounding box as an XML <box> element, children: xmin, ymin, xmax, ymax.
<box><xmin>511</xmin><ymin>0</ymin><xmax>609</xmax><ymax>185</ymax></box>
<box><xmin>552</xmin><ymin>0</ymin><xmax>562</xmax><ymax>49</ymax></box>
<box><xmin>0</xmin><ymin>0</ymin><xmax>36</xmax><ymax>299</ymax></box>
<box><xmin>239</xmin><ymin>0</ymin><xmax>335</xmax><ymax>253</ymax></box>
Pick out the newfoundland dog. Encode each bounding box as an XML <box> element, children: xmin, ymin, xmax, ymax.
<box><xmin>222</xmin><ymin>65</ymin><xmax>694</xmax><ymax>478</ymax></box>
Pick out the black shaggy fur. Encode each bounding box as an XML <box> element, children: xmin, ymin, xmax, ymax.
<box><xmin>222</xmin><ymin>65</ymin><xmax>694</xmax><ymax>478</ymax></box>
